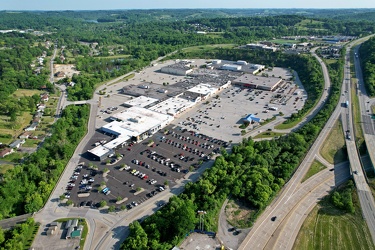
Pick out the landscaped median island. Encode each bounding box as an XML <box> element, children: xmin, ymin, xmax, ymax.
<box><xmin>301</xmin><ymin>160</ymin><xmax>326</xmax><ymax>183</ymax></box>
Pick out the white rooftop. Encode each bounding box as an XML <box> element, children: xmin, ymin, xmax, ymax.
<box><xmin>103</xmin><ymin>136</ymin><xmax>130</xmax><ymax>149</ymax></box>
<box><xmin>105</xmin><ymin>106</ymin><xmax>173</xmax><ymax>136</ymax></box>
<box><xmin>124</xmin><ymin>96</ymin><xmax>158</xmax><ymax>108</ymax></box>
<box><xmin>149</xmin><ymin>96</ymin><xmax>196</xmax><ymax>116</ymax></box>
<box><xmin>88</xmin><ymin>145</ymin><xmax>113</xmax><ymax>158</ymax></box>
<box><xmin>187</xmin><ymin>83</ymin><xmax>218</xmax><ymax>96</ymax></box>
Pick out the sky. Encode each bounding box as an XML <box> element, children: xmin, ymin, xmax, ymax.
<box><xmin>1</xmin><ymin>0</ymin><xmax>375</xmax><ymax>11</ymax></box>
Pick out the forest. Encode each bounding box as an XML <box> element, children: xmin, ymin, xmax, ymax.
<box><xmin>359</xmin><ymin>37</ymin><xmax>375</xmax><ymax>97</ymax></box>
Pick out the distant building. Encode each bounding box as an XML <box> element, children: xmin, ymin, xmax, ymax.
<box><xmin>0</xmin><ymin>148</ymin><xmax>14</xmax><ymax>158</ymax></box>
<box><xmin>248</xmin><ymin>64</ymin><xmax>265</xmax><ymax>75</ymax></box>
<box><xmin>221</xmin><ymin>64</ymin><xmax>242</xmax><ymax>71</ymax></box>
<box><xmin>9</xmin><ymin>139</ymin><xmax>25</xmax><ymax>149</ymax></box>
<box><xmin>40</xmin><ymin>93</ymin><xmax>49</xmax><ymax>102</ymax></box>
<box><xmin>160</xmin><ymin>62</ymin><xmax>193</xmax><ymax>76</ymax></box>
<box><xmin>19</xmin><ymin>131</ymin><xmax>32</xmax><ymax>139</ymax></box>
<box><xmin>246</xmin><ymin>43</ymin><xmax>277</xmax><ymax>52</ymax></box>
<box><xmin>233</xmin><ymin>74</ymin><xmax>283</xmax><ymax>91</ymax></box>
<box><xmin>244</xmin><ymin>114</ymin><xmax>262</xmax><ymax>123</ymax></box>
<box><xmin>25</xmin><ymin>122</ymin><xmax>38</xmax><ymax>131</ymax></box>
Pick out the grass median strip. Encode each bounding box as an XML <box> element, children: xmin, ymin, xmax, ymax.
<box><xmin>320</xmin><ymin>120</ymin><xmax>347</xmax><ymax>164</ymax></box>
<box><xmin>301</xmin><ymin>160</ymin><xmax>326</xmax><ymax>183</ymax></box>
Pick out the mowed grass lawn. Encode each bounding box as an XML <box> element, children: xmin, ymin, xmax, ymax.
<box><xmin>320</xmin><ymin>120</ymin><xmax>347</xmax><ymax>164</ymax></box>
<box><xmin>0</xmin><ymin>112</ymin><xmax>33</xmax><ymax>138</ymax></box>
<box><xmin>253</xmin><ymin>131</ymin><xmax>285</xmax><ymax>139</ymax></box>
<box><xmin>12</xmin><ymin>89</ymin><xmax>42</xmax><ymax>98</ymax></box>
<box><xmin>293</xmin><ymin>190</ymin><xmax>375</xmax><ymax>250</ymax></box>
<box><xmin>182</xmin><ymin>44</ymin><xmax>235</xmax><ymax>53</ymax></box>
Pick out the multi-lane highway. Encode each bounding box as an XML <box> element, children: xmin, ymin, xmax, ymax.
<box><xmin>344</xmin><ymin>36</ymin><xmax>375</xmax><ymax>243</ymax></box>
<box><xmin>238</xmin><ymin>38</ymin><xmax>372</xmax><ymax>250</ymax></box>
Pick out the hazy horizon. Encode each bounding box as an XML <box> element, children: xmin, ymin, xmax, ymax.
<box><xmin>2</xmin><ymin>0</ymin><xmax>375</xmax><ymax>11</ymax></box>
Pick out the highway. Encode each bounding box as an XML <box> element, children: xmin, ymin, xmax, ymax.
<box><xmin>238</xmin><ymin>40</ymin><xmax>366</xmax><ymax>250</ymax></box>
<box><xmin>345</xmin><ymin>36</ymin><xmax>375</xmax><ymax>243</ymax></box>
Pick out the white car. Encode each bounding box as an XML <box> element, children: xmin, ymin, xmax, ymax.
<box><xmin>83</xmin><ymin>174</ymin><xmax>88</xmax><ymax>178</ymax></box>
<box><xmin>86</xmin><ymin>186</ymin><xmax>92</xmax><ymax>190</ymax></box>
<box><xmin>68</xmin><ymin>183</ymin><xmax>75</xmax><ymax>187</ymax></box>
<box><xmin>80</xmin><ymin>180</ymin><xmax>88</xmax><ymax>185</ymax></box>
<box><xmin>71</xmin><ymin>175</ymin><xmax>78</xmax><ymax>179</ymax></box>
<box><xmin>88</xmin><ymin>178</ymin><xmax>94</xmax><ymax>183</ymax></box>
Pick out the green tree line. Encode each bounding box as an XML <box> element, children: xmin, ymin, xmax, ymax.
<box><xmin>359</xmin><ymin>37</ymin><xmax>375</xmax><ymax>97</ymax></box>
<box><xmin>0</xmin><ymin>105</ymin><xmax>89</xmax><ymax>219</ymax></box>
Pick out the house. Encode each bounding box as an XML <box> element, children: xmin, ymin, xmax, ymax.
<box><xmin>37</xmin><ymin>104</ymin><xmax>46</xmax><ymax>112</ymax></box>
<box><xmin>9</xmin><ymin>139</ymin><xmax>25</xmax><ymax>149</ymax></box>
<box><xmin>34</xmin><ymin>111</ymin><xmax>43</xmax><ymax>118</ymax></box>
<box><xmin>25</xmin><ymin>122</ymin><xmax>38</xmax><ymax>131</ymax></box>
<box><xmin>40</xmin><ymin>93</ymin><xmax>49</xmax><ymax>102</ymax></box>
<box><xmin>0</xmin><ymin>148</ymin><xmax>14</xmax><ymax>158</ymax></box>
<box><xmin>19</xmin><ymin>131</ymin><xmax>32</xmax><ymax>139</ymax></box>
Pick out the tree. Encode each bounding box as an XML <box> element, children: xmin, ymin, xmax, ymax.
<box><xmin>108</xmin><ymin>205</ymin><xmax>116</xmax><ymax>212</ymax></box>
<box><xmin>66</xmin><ymin>200</ymin><xmax>73</xmax><ymax>206</ymax></box>
<box><xmin>0</xmin><ymin>227</ymin><xmax>4</xmax><ymax>245</ymax></box>
<box><xmin>117</xmin><ymin>196</ymin><xmax>122</xmax><ymax>201</ymax></box>
<box><xmin>121</xmin><ymin>221</ymin><xmax>148</xmax><ymax>250</ymax></box>
<box><xmin>99</xmin><ymin>200</ymin><xmax>107</xmax><ymax>208</ymax></box>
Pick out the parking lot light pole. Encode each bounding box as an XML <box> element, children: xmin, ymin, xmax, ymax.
<box><xmin>198</xmin><ymin>210</ymin><xmax>206</xmax><ymax>231</ymax></box>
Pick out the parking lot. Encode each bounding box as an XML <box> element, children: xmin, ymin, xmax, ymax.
<box><xmin>64</xmin><ymin>125</ymin><xmax>226</xmax><ymax>210</ymax></box>
<box><xmin>62</xmin><ymin>58</ymin><xmax>306</xmax><ymax>210</ymax></box>
<box><xmin>172</xmin><ymin>83</ymin><xmax>305</xmax><ymax>142</ymax></box>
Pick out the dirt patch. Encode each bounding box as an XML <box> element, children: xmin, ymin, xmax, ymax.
<box><xmin>225</xmin><ymin>199</ymin><xmax>255</xmax><ymax>228</ymax></box>
<box><xmin>53</xmin><ymin>64</ymin><xmax>80</xmax><ymax>79</ymax></box>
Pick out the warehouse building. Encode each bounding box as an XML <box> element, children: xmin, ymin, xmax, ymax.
<box><xmin>160</xmin><ymin>61</ymin><xmax>193</xmax><ymax>76</ymax></box>
<box><xmin>88</xmin><ymin>107</ymin><xmax>173</xmax><ymax>160</ymax></box>
<box><xmin>221</xmin><ymin>64</ymin><xmax>242</xmax><ymax>71</ymax></box>
<box><xmin>233</xmin><ymin>74</ymin><xmax>283</xmax><ymax>91</ymax></box>
<box><xmin>248</xmin><ymin>64</ymin><xmax>265</xmax><ymax>75</ymax></box>
<box><xmin>106</xmin><ymin>107</ymin><xmax>173</xmax><ymax>137</ymax></box>
<box><xmin>246</xmin><ymin>43</ymin><xmax>277</xmax><ymax>52</ymax></box>
<box><xmin>149</xmin><ymin>95</ymin><xmax>196</xmax><ymax>117</ymax></box>
<box><xmin>186</xmin><ymin>83</ymin><xmax>219</xmax><ymax>101</ymax></box>
<box><xmin>123</xmin><ymin>96</ymin><xmax>158</xmax><ymax>108</ymax></box>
